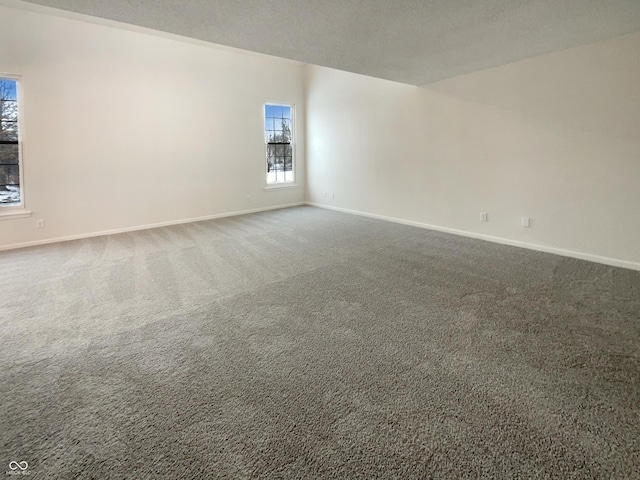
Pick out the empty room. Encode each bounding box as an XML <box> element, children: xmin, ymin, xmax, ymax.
<box><xmin>1</xmin><ymin>0</ymin><xmax>639</xmax><ymax>478</ymax></box>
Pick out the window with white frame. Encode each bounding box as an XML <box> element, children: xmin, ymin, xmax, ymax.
<box><xmin>0</xmin><ymin>77</ymin><xmax>21</xmax><ymax>206</ymax></box>
<box><xmin>265</xmin><ymin>104</ymin><xmax>294</xmax><ymax>184</ymax></box>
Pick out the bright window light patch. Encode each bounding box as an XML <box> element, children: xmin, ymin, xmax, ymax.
<box><xmin>0</xmin><ymin>78</ymin><xmax>21</xmax><ymax>206</ymax></box>
<box><xmin>265</xmin><ymin>104</ymin><xmax>293</xmax><ymax>185</ymax></box>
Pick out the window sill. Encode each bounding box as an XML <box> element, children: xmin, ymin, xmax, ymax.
<box><xmin>0</xmin><ymin>208</ymin><xmax>32</xmax><ymax>220</ymax></box>
<box><xmin>264</xmin><ymin>183</ymin><xmax>299</xmax><ymax>191</ymax></box>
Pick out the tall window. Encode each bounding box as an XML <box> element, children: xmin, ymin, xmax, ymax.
<box><xmin>265</xmin><ymin>104</ymin><xmax>293</xmax><ymax>184</ymax></box>
<box><xmin>0</xmin><ymin>77</ymin><xmax>21</xmax><ymax>206</ymax></box>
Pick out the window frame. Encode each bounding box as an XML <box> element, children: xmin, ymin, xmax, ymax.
<box><xmin>264</xmin><ymin>102</ymin><xmax>296</xmax><ymax>189</ymax></box>
<box><xmin>0</xmin><ymin>73</ymin><xmax>29</xmax><ymax>219</ymax></box>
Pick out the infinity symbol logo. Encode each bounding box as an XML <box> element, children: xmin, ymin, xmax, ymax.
<box><xmin>9</xmin><ymin>461</ymin><xmax>28</xmax><ymax>471</ymax></box>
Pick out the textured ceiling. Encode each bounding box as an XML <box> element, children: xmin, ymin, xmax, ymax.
<box><xmin>14</xmin><ymin>0</ymin><xmax>640</xmax><ymax>85</ymax></box>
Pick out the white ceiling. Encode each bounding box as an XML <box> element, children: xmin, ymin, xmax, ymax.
<box><xmin>16</xmin><ymin>0</ymin><xmax>640</xmax><ymax>85</ymax></box>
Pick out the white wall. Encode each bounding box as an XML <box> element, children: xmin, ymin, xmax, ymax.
<box><xmin>306</xmin><ymin>32</ymin><xmax>640</xmax><ymax>269</ymax></box>
<box><xmin>0</xmin><ymin>4</ymin><xmax>305</xmax><ymax>248</ymax></box>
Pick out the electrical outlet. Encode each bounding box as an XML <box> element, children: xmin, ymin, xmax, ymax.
<box><xmin>522</xmin><ymin>217</ymin><xmax>531</xmax><ymax>228</ymax></box>
<box><xmin>331</xmin><ymin>192</ymin><xmax>335</xmax><ymax>199</ymax></box>
<box><xmin>480</xmin><ymin>212</ymin><xmax>488</xmax><ymax>222</ymax></box>
<box><xmin>36</xmin><ymin>219</ymin><xmax>45</xmax><ymax>228</ymax></box>
<box><xmin>245</xmin><ymin>195</ymin><xmax>251</xmax><ymax>203</ymax></box>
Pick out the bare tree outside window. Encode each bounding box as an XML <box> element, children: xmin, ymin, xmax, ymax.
<box><xmin>265</xmin><ymin>104</ymin><xmax>293</xmax><ymax>184</ymax></box>
<box><xmin>0</xmin><ymin>78</ymin><xmax>20</xmax><ymax>205</ymax></box>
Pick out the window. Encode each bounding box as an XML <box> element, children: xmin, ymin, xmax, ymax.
<box><xmin>0</xmin><ymin>77</ymin><xmax>21</xmax><ymax>206</ymax></box>
<box><xmin>265</xmin><ymin>104</ymin><xmax>294</xmax><ymax>185</ymax></box>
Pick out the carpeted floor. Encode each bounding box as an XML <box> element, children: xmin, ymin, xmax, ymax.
<box><xmin>1</xmin><ymin>206</ymin><xmax>639</xmax><ymax>479</ymax></box>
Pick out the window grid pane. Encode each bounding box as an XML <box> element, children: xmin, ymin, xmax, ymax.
<box><xmin>0</xmin><ymin>78</ymin><xmax>21</xmax><ymax>205</ymax></box>
<box><xmin>265</xmin><ymin>104</ymin><xmax>293</xmax><ymax>184</ymax></box>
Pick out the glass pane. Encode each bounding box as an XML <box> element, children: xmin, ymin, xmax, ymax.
<box><xmin>0</xmin><ymin>144</ymin><xmax>18</xmax><ymax>165</ymax></box>
<box><xmin>265</xmin><ymin>105</ymin><xmax>283</xmax><ymax>118</ymax></box>
<box><xmin>0</xmin><ymin>164</ymin><xmax>19</xmax><ymax>185</ymax></box>
<box><xmin>0</xmin><ymin>121</ymin><xmax>18</xmax><ymax>141</ymax></box>
<box><xmin>266</xmin><ymin>130</ymin><xmax>276</xmax><ymax>142</ymax></box>
<box><xmin>0</xmin><ymin>104</ymin><xmax>17</xmax><ymax>120</ymax></box>
<box><xmin>0</xmin><ymin>99</ymin><xmax>17</xmax><ymax>112</ymax></box>
<box><xmin>0</xmin><ymin>186</ymin><xmax>20</xmax><ymax>204</ymax></box>
<box><xmin>0</xmin><ymin>79</ymin><xmax>17</xmax><ymax>101</ymax></box>
<box><xmin>1</xmin><ymin>79</ymin><xmax>18</xmax><ymax>143</ymax></box>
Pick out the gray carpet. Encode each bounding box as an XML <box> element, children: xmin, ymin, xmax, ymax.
<box><xmin>1</xmin><ymin>206</ymin><xmax>639</xmax><ymax>479</ymax></box>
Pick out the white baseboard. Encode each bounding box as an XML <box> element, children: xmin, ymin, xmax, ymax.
<box><xmin>0</xmin><ymin>202</ymin><xmax>305</xmax><ymax>252</ymax></box>
<box><xmin>306</xmin><ymin>202</ymin><xmax>640</xmax><ymax>272</ymax></box>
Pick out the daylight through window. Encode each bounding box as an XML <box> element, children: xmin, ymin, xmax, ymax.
<box><xmin>265</xmin><ymin>104</ymin><xmax>293</xmax><ymax>184</ymax></box>
<box><xmin>0</xmin><ymin>78</ymin><xmax>20</xmax><ymax>206</ymax></box>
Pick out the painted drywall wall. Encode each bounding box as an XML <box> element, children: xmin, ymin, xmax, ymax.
<box><xmin>305</xmin><ymin>32</ymin><xmax>640</xmax><ymax>269</ymax></box>
<box><xmin>0</xmin><ymin>4</ymin><xmax>305</xmax><ymax>248</ymax></box>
